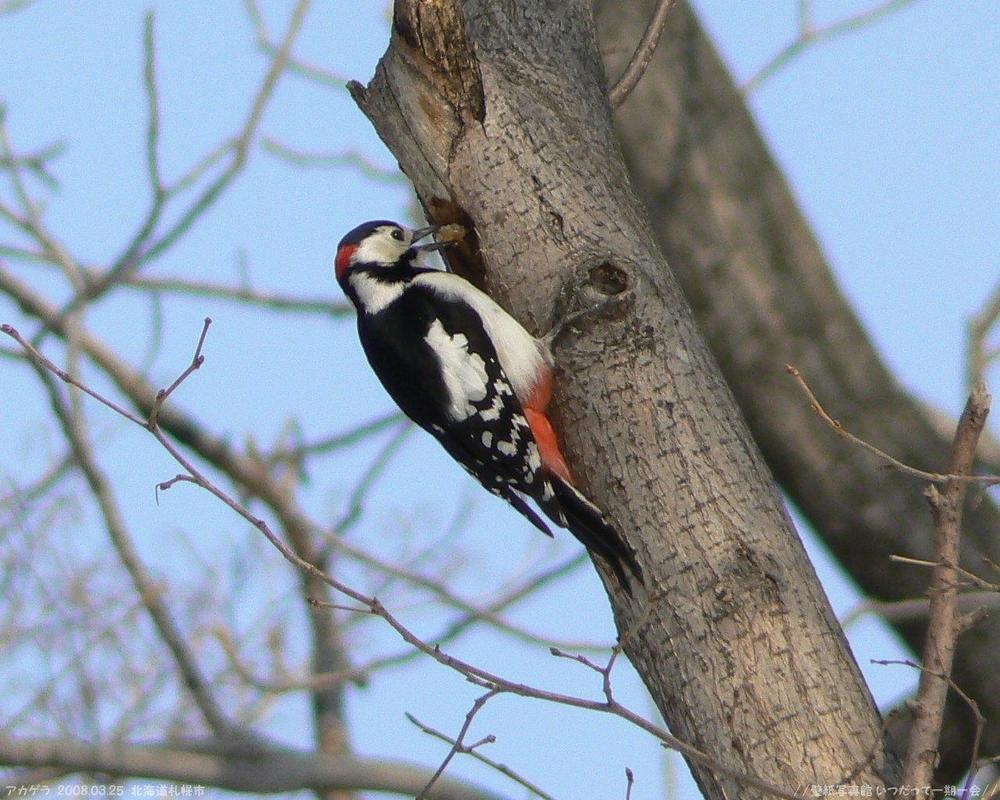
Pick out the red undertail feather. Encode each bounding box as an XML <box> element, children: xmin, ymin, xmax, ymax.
<box><xmin>524</xmin><ymin>364</ymin><xmax>644</xmax><ymax>593</ymax></box>
<box><xmin>522</xmin><ymin>367</ymin><xmax>573</xmax><ymax>483</ymax></box>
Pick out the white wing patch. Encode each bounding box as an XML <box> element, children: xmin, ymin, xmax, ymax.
<box><xmin>414</xmin><ymin>271</ymin><xmax>548</xmax><ymax>406</ymax></box>
<box><xmin>426</xmin><ymin>319</ymin><xmax>489</xmax><ymax>421</ymax></box>
<box><xmin>479</xmin><ymin>394</ymin><xmax>504</xmax><ymax>422</ymax></box>
<box><xmin>526</xmin><ymin>443</ymin><xmax>542</xmax><ymax>472</ymax></box>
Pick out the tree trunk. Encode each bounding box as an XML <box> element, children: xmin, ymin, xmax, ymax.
<box><xmin>350</xmin><ymin>1</ymin><xmax>899</xmax><ymax>797</ymax></box>
<box><xmin>599</xmin><ymin>0</ymin><xmax>998</xmax><ymax>781</ymax></box>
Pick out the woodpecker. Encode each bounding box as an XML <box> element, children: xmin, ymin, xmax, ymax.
<box><xmin>335</xmin><ymin>219</ymin><xmax>642</xmax><ymax>592</ymax></box>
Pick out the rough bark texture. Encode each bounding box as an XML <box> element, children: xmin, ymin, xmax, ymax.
<box><xmin>351</xmin><ymin>1</ymin><xmax>898</xmax><ymax>797</ymax></box>
<box><xmin>598</xmin><ymin>0</ymin><xmax>998</xmax><ymax>781</ymax></box>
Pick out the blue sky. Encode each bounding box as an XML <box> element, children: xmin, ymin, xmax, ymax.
<box><xmin>1</xmin><ymin>1</ymin><xmax>997</xmax><ymax>798</ymax></box>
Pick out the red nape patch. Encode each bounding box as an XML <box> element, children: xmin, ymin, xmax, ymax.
<box><xmin>335</xmin><ymin>244</ymin><xmax>358</xmax><ymax>280</ymax></box>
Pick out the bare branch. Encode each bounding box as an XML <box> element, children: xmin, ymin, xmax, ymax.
<box><xmin>148</xmin><ymin>317</ymin><xmax>211</xmax><ymax>426</ymax></box>
<box><xmin>407</xmin><ymin>712</ymin><xmax>555</xmax><ymax>800</ymax></box>
<box><xmin>243</xmin><ymin>0</ymin><xmax>349</xmax><ymax>88</ymax></box>
<box><xmin>246</xmin><ymin>554</ymin><xmax>595</xmax><ymax>694</ymax></box>
<box><xmin>268</xmin><ymin>411</ymin><xmax>405</xmax><ymax>462</ymax></box>
<box><xmin>0</xmin><ymin>449</ymin><xmax>76</xmax><ymax>506</ymax></box>
<box><xmin>318</xmin><ymin>544</ymin><xmax>605</xmax><ymax>652</ymax></box>
<box><xmin>1</xmin><ymin>324</ymin><xmax>146</xmax><ymax>426</ymax></box>
<box><xmin>873</xmin><ymin>658</ymin><xmax>987</xmax><ymax>795</ymax></box>
<box><xmin>901</xmin><ymin>383</ymin><xmax>991</xmax><ymax>790</ymax></box>
<box><xmin>888</xmin><ymin>554</ymin><xmax>999</xmax><ymax>592</ymax></box>
<box><xmin>549</xmin><ymin>645</ymin><xmax>625</xmax><ymax>707</ymax></box>
<box><xmin>50</xmin><ymin>0</ymin><xmax>313</xmax><ymax>322</ymax></box>
<box><xmin>118</xmin><ymin>273</ymin><xmax>352</xmax><ymax>317</ymax></box>
<box><xmin>968</xmin><ymin>279</ymin><xmax>1000</xmax><ymax>391</ymax></box>
<box><xmin>5</xmin><ymin>328</ymin><xmax>233</xmax><ymax>736</ymax></box>
<box><xmin>0</xmin><ymin>140</ymin><xmax>64</xmax><ymax>189</ymax></box>
<box><xmin>0</xmin><ymin>738</ymin><xmax>508</xmax><ymax>800</ymax></box>
<box><xmin>840</xmin><ymin>591</ymin><xmax>1000</xmax><ymax>629</ymax></box>
<box><xmin>787</xmin><ymin>364</ymin><xmax>999</xmax><ymax>485</ymax></box>
<box><xmin>332</xmin><ymin>420</ymin><xmax>412</xmax><ymax>533</ymax></box>
<box><xmin>0</xmin><ymin>116</ymin><xmax>84</xmax><ymax>290</ymax></box>
<box><xmin>262</xmin><ymin>138</ymin><xmax>404</xmax><ymax>183</ymax></box>
<box><xmin>0</xmin><ymin>262</ymin><xmax>315</xmax><ymax>533</ymax></box>
<box><xmin>143</xmin><ymin>10</ymin><xmax>164</xmax><ymax>199</ymax></box>
<box><xmin>608</xmin><ymin>0</ymin><xmax>676</xmax><ymax>109</ymax></box>
<box><xmin>744</xmin><ymin>0</ymin><xmax>924</xmax><ymax>94</ymax></box>
<box><xmin>2</xmin><ymin>319</ymin><xmax>801</xmax><ymax>800</ymax></box>
<box><xmin>0</xmin><ymin>0</ymin><xmax>38</xmax><ymax>15</ymax></box>
<box><xmin>416</xmin><ymin>690</ymin><xmax>499</xmax><ymax>800</ymax></box>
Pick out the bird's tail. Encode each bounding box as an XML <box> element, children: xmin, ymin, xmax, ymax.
<box><xmin>543</xmin><ymin>477</ymin><xmax>644</xmax><ymax>595</ymax></box>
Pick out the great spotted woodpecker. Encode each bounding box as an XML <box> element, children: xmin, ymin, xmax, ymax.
<box><xmin>335</xmin><ymin>219</ymin><xmax>642</xmax><ymax>592</ymax></box>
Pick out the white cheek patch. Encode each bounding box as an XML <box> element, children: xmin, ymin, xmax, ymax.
<box><xmin>353</xmin><ymin>232</ymin><xmax>410</xmax><ymax>265</ymax></box>
<box><xmin>426</xmin><ymin>320</ymin><xmax>489</xmax><ymax>421</ymax></box>
<box><xmin>350</xmin><ymin>273</ymin><xmax>405</xmax><ymax>315</ymax></box>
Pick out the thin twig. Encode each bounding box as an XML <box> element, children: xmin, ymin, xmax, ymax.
<box><xmin>148</xmin><ymin>317</ymin><xmax>211</xmax><ymax>426</ymax></box>
<box><xmin>415</xmin><ymin>690</ymin><xmax>499</xmax><ymax>800</ymax></box>
<box><xmin>608</xmin><ymin>0</ymin><xmax>676</xmax><ymax>109</ymax></box>
<box><xmin>968</xmin><ymin>279</ymin><xmax>1000</xmax><ymax>392</ymax></box>
<box><xmin>787</xmin><ymin>364</ymin><xmax>999</xmax><ymax>485</ymax></box>
<box><xmin>118</xmin><ymin>273</ymin><xmax>352</xmax><ymax>317</ymax></box>
<box><xmin>888</xmin><ymin>554</ymin><xmax>998</xmax><ymax>592</ymax></box>
<box><xmin>0</xmin><ymin>449</ymin><xmax>76</xmax><ymax>506</ymax></box>
<box><xmin>0</xmin><ymin>0</ymin><xmax>38</xmax><ymax>14</ymax></box>
<box><xmin>0</xmin><ymin>140</ymin><xmax>64</xmax><ymax>188</ymax></box>
<box><xmin>1</xmin><ymin>325</ymin><xmax>145</xmax><ymax>425</ymax></box>
<box><xmin>243</xmin><ymin>0</ymin><xmax>349</xmax><ymax>88</ymax></box>
<box><xmin>10</xmin><ymin>332</ymin><xmax>233</xmax><ymax>736</ymax></box>
<box><xmin>49</xmin><ymin>0</ymin><xmax>312</xmax><ymax>323</ymax></box>
<box><xmin>744</xmin><ymin>0</ymin><xmax>923</xmax><ymax>94</ymax></box>
<box><xmin>1</xmin><ymin>321</ymin><xmax>802</xmax><ymax>800</ymax></box>
<box><xmin>143</xmin><ymin>11</ymin><xmax>164</xmax><ymax>200</ymax></box>
<box><xmin>268</xmin><ymin>411</ymin><xmax>405</xmax><ymax>463</ymax></box>
<box><xmin>872</xmin><ymin>658</ymin><xmax>986</xmax><ymax>795</ymax></box>
<box><xmin>262</xmin><ymin>138</ymin><xmax>403</xmax><ymax>183</ymax></box>
<box><xmin>332</xmin><ymin>420</ymin><xmax>413</xmax><ymax>533</ymax></box>
<box><xmin>312</xmin><ymin>550</ymin><xmax>606</xmax><ymax>658</ymax></box>
<box><xmin>0</xmin><ymin>116</ymin><xmax>84</xmax><ymax>291</ymax></box>
<box><xmin>407</xmin><ymin>711</ymin><xmax>555</xmax><ymax>800</ymax></box>
<box><xmin>839</xmin><ymin>591</ymin><xmax>1000</xmax><ymax>630</ymax></box>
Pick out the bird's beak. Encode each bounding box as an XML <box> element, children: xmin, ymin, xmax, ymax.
<box><xmin>411</xmin><ymin>224</ymin><xmax>440</xmax><ymax>242</ymax></box>
<box><xmin>411</xmin><ymin>224</ymin><xmax>450</xmax><ymax>252</ymax></box>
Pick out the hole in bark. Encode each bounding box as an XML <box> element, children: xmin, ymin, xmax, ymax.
<box><xmin>393</xmin><ymin>8</ymin><xmax>419</xmax><ymax>48</ymax></box>
<box><xmin>589</xmin><ymin>263</ymin><xmax>629</xmax><ymax>295</ymax></box>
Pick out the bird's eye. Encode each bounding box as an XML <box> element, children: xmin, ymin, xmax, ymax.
<box><xmin>390</xmin><ymin>229</ymin><xmax>404</xmax><ymax>241</ymax></box>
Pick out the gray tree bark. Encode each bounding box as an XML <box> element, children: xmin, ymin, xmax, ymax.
<box><xmin>598</xmin><ymin>0</ymin><xmax>998</xmax><ymax>781</ymax></box>
<box><xmin>350</xmin><ymin>1</ymin><xmax>899</xmax><ymax>797</ymax></box>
